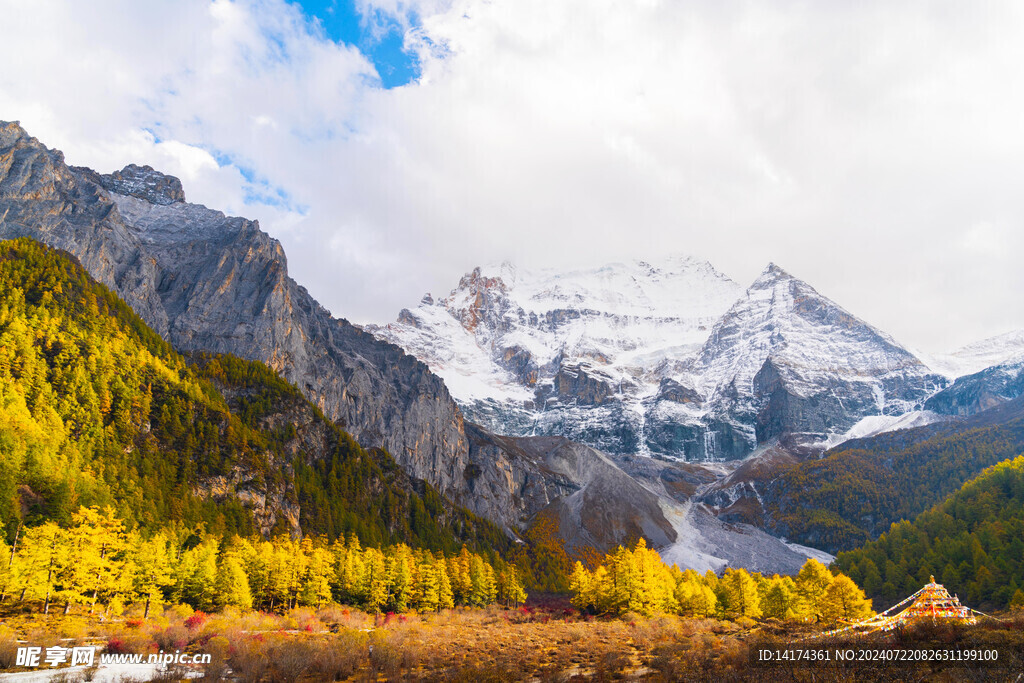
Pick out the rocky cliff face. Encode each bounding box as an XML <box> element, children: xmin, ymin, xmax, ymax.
<box><xmin>463</xmin><ymin>427</ymin><xmax>676</xmax><ymax>551</ymax></box>
<box><xmin>0</xmin><ymin>120</ymin><xmax>471</xmax><ymax>509</ymax></box>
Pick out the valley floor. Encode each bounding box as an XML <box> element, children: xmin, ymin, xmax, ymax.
<box><xmin>1</xmin><ymin>600</ymin><xmax>1022</xmax><ymax>682</ymax></box>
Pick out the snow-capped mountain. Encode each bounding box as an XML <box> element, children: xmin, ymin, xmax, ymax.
<box><xmin>687</xmin><ymin>264</ymin><xmax>948</xmax><ymax>456</ymax></box>
<box><xmin>369</xmin><ymin>256</ymin><xmax>743</xmax><ymax>458</ymax></box>
<box><xmin>925</xmin><ymin>358</ymin><xmax>1024</xmax><ymax>416</ymax></box>
<box><xmin>926</xmin><ymin>329</ymin><xmax>1024</xmax><ymax>379</ymax></box>
<box><xmin>372</xmin><ymin>258</ymin><xmax>949</xmax><ymax>461</ymax></box>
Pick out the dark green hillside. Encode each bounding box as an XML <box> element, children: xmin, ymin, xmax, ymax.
<box><xmin>834</xmin><ymin>455</ymin><xmax>1024</xmax><ymax>611</ymax></box>
<box><xmin>0</xmin><ymin>237</ymin><xmax>508</xmax><ymax>554</ymax></box>
<box><xmin>193</xmin><ymin>352</ymin><xmax>511</xmax><ymax>554</ymax></box>
<box><xmin>764</xmin><ymin>403</ymin><xmax>1024</xmax><ymax>553</ymax></box>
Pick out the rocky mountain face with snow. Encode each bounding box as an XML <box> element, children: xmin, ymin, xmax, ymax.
<box><xmin>372</xmin><ymin>260</ymin><xmax>948</xmax><ymax>461</ymax></box>
<box><xmin>370</xmin><ymin>258</ymin><xmax>742</xmax><ymax>459</ymax></box>
<box><xmin>925</xmin><ymin>359</ymin><xmax>1024</xmax><ymax>417</ymax></box>
<box><xmin>689</xmin><ymin>264</ymin><xmax>948</xmax><ymax>456</ymax></box>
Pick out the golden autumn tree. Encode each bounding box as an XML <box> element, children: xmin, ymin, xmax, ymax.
<box><xmin>722</xmin><ymin>568</ymin><xmax>762</xmax><ymax>619</ymax></box>
<box><xmin>134</xmin><ymin>532</ymin><xmax>174</xmax><ymax>617</ymax></box>
<box><xmin>796</xmin><ymin>559</ymin><xmax>835</xmax><ymax>622</ymax></box>
<box><xmin>675</xmin><ymin>575</ymin><xmax>718</xmax><ymax>618</ymax></box>
<box><xmin>13</xmin><ymin>521</ymin><xmax>70</xmax><ymax>613</ymax></box>
<box><xmin>759</xmin><ymin>576</ymin><xmax>799</xmax><ymax>620</ymax></box>
<box><xmin>214</xmin><ymin>553</ymin><xmax>253</xmax><ymax>610</ymax></box>
<box><xmin>301</xmin><ymin>544</ymin><xmax>335</xmax><ymax>609</ymax></box>
<box><xmin>437</xmin><ymin>557</ymin><xmax>455</xmax><ymax>610</ymax></box>
<box><xmin>820</xmin><ymin>574</ymin><xmax>872</xmax><ymax>624</ymax></box>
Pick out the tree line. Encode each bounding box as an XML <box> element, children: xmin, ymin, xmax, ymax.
<box><xmin>0</xmin><ymin>505</ymin><xmax>526</xmax><ymax>617</ymax></box>
<box><xmin>569</xmin><ymin>539</ymin><xmax>872</xmax><ymax>625</ymax></box>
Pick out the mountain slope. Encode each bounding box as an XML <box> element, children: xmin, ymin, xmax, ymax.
<box><xmin>0</xmin><ymin>237</ymin><xmax>508</xmax><ymax>553</ymax></box>
<box><xmin>760</xmin><ymin>396</ymin><xmax>1024</xmax><ymax>553</ymax></box>
<box><xmin>0</xmin><ymin>121</ymin><xmax>474</xmax><ymax>512</ymax></box>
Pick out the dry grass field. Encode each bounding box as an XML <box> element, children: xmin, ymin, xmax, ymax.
<box><xmin>0</xmin><ymin>598</ymin><xmax>1022</xmax><ymax>681</ymax></box>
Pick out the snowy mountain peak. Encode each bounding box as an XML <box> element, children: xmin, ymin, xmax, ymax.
<box><xmin>752</xmin><ymin>261</ymin><xmax>794</xmax><ymax>285</ymax></box>
<box><xmin>692</xmin><ymin>265</ymin><xmax>945</xmax><ymax>451</ymax></box>
<box><xmin>369</xmin><ymin>256</ymin><xmax>744</xmax><ymax>457</ymax></box>
<box><xmin>925</xmin><ymin>328</ymin><xmax>1024</xmax><ymax>378</ymax></box>
<box><xmin>372</xmin><ymin>258</ymin><xmax>947</xmax><ymax>461</ymax></box>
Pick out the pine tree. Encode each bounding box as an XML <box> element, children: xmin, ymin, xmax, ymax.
<box><xmin>569</xmin><ymin>561</ymin><xmax>592</xmax><ymax>611</ymax></box>
<box><xmin>301</xmin><ymin>545</ymin><xmax>335</xmax><ymax>609</ymax></box>
<box><xmin>365</xmin><ymin>549</ymin><xmax>388</xmax><ymax>613</ymax></box>
<box><xmin>675</xmin><ymin>576</ymin><xmax>717</xmax><ymax>618</ymax></box>
<box><xmin>214</xmin><ymin>554</ymin><xmax>253</xmax><ymax>610</ymax></box>
<box><xmin>174</xmin><ymin>538</ymin><xmax>219</xmax><ymax>611</ymax></box>
<box><xmin>67</xmin><ymin>506</ymin><xmax>130</xmax><ymax>614</ymax></box>
<box><xmin>796</xmin><ymin>559</ymin><xmax>834</xmax><ymax>622</ymax></box>
<box><xmin>13</xmin><ymin>522</ymin><xmax>70</xmax><ymax>613</ymax></box>
<box><xmin>760</xmin><ymin>576</ymin><xmax>797</xmax><ymax>620</ymax></box>
<box><xmin>134</xmin><ymin>532</ymin><xmax>174</xmax><ymax>617</ymax></box>
<box><xmin>500</xmin><ymin>566</ymin><xmax>527</xmax><ymax>607</ymax></box>
<box><xmin>436</xmin><ymin>558</ymin><xmax>454</xmax><ymax>610</ymax></box>
<box><xmin>723</xmin><ymin>568</ymin><xmax>762</xmax><ymax>619</ymax></box>
<box><xmin>820</xmin><ymin>575</ymin><xmax>872</xmax><ymax>624</ymax></box>
<box><xmin>387</xmin><ymin>544</ymin><xmax>414</xmax><ymax>612</ymax></box>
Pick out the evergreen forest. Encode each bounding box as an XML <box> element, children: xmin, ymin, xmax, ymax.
<box><xmin>765</xmin><ymin>410</ymin><xmax>1024</xmax><ymax>552</ymax></box>
<box><xmin>0</xmin><ymin>237</ymin><xmax>506</xmax><ymax>555</ymax></box>
<box><xmin>834</xmin><ymin>455</ymin><xmax>1024</xmax><ymax>611</ymax></box>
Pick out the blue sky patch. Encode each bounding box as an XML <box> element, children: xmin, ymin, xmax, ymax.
<box><xmin>296</xmin><ymin>0</ymin><xmax>421</xmax><ymax>88</ymax></box>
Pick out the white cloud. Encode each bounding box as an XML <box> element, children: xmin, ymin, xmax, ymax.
<box><xmin>1</xmin><ymin>0</ymin><xmax>1023</xmax><ymax>353</ymax></box>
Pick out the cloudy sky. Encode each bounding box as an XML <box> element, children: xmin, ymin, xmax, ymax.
<box><xmin>1</xmin><ymin>0</ymin><xmax>1022</xmax><ymax>354</ymax></box>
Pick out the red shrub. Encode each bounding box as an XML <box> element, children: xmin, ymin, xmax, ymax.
<box><xmin>105</xmin><ymin>637</ymin><xmax>127</xmax><ymax>654</ymax></box>
<box><xmin>184</xmin><ymin>611</ymin><xmax>208</xmax><ymax>630</ymax></box>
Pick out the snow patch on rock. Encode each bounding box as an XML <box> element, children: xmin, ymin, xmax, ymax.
<box><xmin>813</xmin><ymin>410</ymin><xmax>947</xmax><ymax>450</ymax></box>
